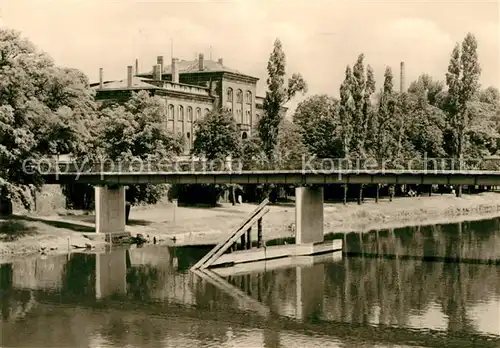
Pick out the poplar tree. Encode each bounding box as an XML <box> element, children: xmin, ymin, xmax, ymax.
<box><xmin>351</xmin><ymin>54</ymin><xmax>366</xmax><ymax>156</ymax></box>
<box><xmin>349</xmin><ymin>54</ymin><xmax>376</xmax><ymax>157</ymax></box>
<box><xmin>445</xmin><ymin>33</ymin><xmax>481</xmax><ymax>197</ymax></box>
<box><xmin>258</xmin><ymin>38</ymin><xmax>307</xmax><ymax>161</ymax></box>
<box><xmin>361</xmin><ymin>65</ymin><xmax>376</xmax><ymax>153</ymax></box>
<box><xmin>339</xmin><ymin>66</ymin><xmax>354</xmax><ymax>158</ymax></box>
<box><xmin>375</xmin><ymin>67</ymin><xmax>396</xmax><ymax>162</ymax></box>
<box><xmin>346</xmin><ymin>54</ymin><xmax>376</xmax><ymax>204</ymax></box>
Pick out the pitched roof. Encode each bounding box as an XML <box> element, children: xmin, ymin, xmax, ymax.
<box><xmin>141</xmin><ymin>58</ymin><xmax>253</xmax><ymax>77</ymax></box>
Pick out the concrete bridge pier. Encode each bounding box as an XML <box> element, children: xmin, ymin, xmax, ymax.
<box><xmin>95</xmin><ymin>250</ymin><xmax>128</xmax><ymax>299</ymax></box>
<box><xmin>95</xmin><ymin>185</ymin><xmax>126</xmax><ymax>234</ymax></box>
<box><xmin>295</xmin><ymin>263</ymin><xmax>325</xmax><ymax>320</ymax></box>
<box><xmin>295</xmin><ymin>186</ymin><xmax>324</xmax><ymax>245</ymax></box>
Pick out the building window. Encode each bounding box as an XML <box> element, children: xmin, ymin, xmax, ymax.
<box><xmin>245</xmin><ymin>91</ymin><xmax>252</xmax><ymax>103</ymax></box>
<box><xmin>242</xmin><ymin>132</ymin><xmax>248</xmax><ymax>140</ymax></box>
<box><xmin>236</xmin><ymin>89</ymin><xmax>243</xmax><ymax>104</ymax></box>
<box><xmin>226</xmin><ymin>88</ymin><xmax>233</xmax><ymax>102</ymax></box>
<box><xmin>204</xmin><ymin>108</ymin><xmax>210</xmax><ymax>116</ymax></box>
<box><xmin>187</xmin><ymin>107</ymin><xmax>193</xmax><ymax>122</ymax></box>
<box><xmin>195</xmin><ymin>107</ymin><xmax>201</xmax><ymax>121</ymax></box>
<box><xmin>245</xmin><ymin>110</ymin><xmax>251</xmax><ymax>125</ymax></box>
<box><xmin>178</xmin><ymin>106</ymin><xmax>184</xmax><ymax>121</ymax></box>
<box><xmin>168</xmin><ymin>104</ymin><xmax>174</xmax><ymax>120</ymax></box>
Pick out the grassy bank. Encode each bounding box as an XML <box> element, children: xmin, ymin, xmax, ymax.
<box><xmin>2</xmin><ymin>192</ymin><xmax>500</xmax><ymax>263</ymax></box>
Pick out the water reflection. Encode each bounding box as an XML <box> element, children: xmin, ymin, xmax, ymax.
<box><xmin>1</xmin><ymin>218</ymin><xmax>500</xmax><ymax>347</ymax></box>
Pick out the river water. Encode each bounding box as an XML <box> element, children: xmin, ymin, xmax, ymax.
<box><xmin>1</xmin><ymin>218</ymin><xmax>500</xmax><ymax>348</ymax></box>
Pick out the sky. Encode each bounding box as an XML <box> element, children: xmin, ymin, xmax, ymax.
<box><xmin>1</xmin><ymin>0</ymin><xmax>499</xmax><ymax>112</ymax></box>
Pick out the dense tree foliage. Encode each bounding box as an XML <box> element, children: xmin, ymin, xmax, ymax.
<box><xmin>293</xmin><ymin>95</ymin><xmax>343</xmax><ymax>158</ymax></box>
<box><xmin>168</xmin><ymin>108</ymin><xmax>242</xmax><ymax>206</ymax></box>
<box><xmin>66</xmin><ymin>91</ymin><xmax>184</xmax><ymax>210</ymax></box>
<box><xmin>191</xmin><ymin>108</ymin><xmax>242</xmax><ymax>161</ymax></box>
<box><xmin>293</xmin><ymin>33</ymin><xmax>494</xmax><ymax>167</ymax></box>
<box><xmin>0</xmin><ymin>29</ymin><xmax>95</xmax><ymax>209</ymax></box>
<box><xmin>291</xmin><ymin>32</ymin><xmax>498</xmax><ymax>201</ymax></box>
<box><xmin>94</xmin><ymin>91</ymin><xmax>183</xmax><ymax>206</ymax></box>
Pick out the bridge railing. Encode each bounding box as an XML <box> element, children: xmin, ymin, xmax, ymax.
<box><xmin>29</xmin><ymin>157</ymin><xmax>500</xmax><ymax>174</ymax></box>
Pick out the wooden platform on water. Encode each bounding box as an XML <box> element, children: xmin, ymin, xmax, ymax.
<box><xmin>211</xmin><ymin>249</ymin><xmax>343</xmax><ymax>277</ymax></box>
<box><xmin>208</xmin><ymin>239</ymin><xmax>343</xmax><ymax>268</ymax></box>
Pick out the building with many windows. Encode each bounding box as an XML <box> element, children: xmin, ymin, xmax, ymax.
<box><xmin>92</xmin><ymin>54</ymin><xmax>279</xmax><ymax>154</ymax></box>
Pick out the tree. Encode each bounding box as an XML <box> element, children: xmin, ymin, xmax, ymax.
<box><xmin>372</xmin><ymin>66</ymin><xmax>397</xmax><ymax>162</ymax></box>
<box><xmin>93</xmin><ymin>91</ymin><xmax>183</xmax><ymax>214</ymax></box>
<box><xmin>274</xmin><ymin>118</ymin><xmax>309</xmax><ymax>169</ymax></box>
<box><xmin>465</xmin><ymin>101</ymin><xmax>500</xmax><ymax>158</ymax></box>
<box><xmin>293</xmin><ymin>94</ymin><xmax>343</xmax><ymax>158</ymax></box>
<box><xmin>405</xmin><ymin>100</ymin><xmax>447</xmax><ymax>159</ymax></box>
<box><xmin>258</xmin><ymin>38</ymin><xmax>307</xmax><ymax>160</ymax></box>
<box><xmin>339</xmin><ymin>66</ymin><xmax>355</xmax><ymax>158</ymax></box>
<box><xmin>445</xmin><ymin>33</ymin><xmax>481</xmax><ymax>196</ymax></box>
<box><xmin>342</xmin><ymin>54</ymin><xmax>376</xmax><ymax>204</ymax></box>
<box><xmin>408</xmin><ymin>74</ymin><xmax>446</xmax><ymax>107</ymax></box>
<box><xmin>192</xmin><ymin>108</ymin><xmax>242</xmax><ymax>161</ymax></box>
<box><xmin>169</xmin><ymin>108</ymin><xmax>242</xmax><ymax>206</ymax></box>
<box><xmin>246</xmin><ymin>119</ymin><xmax>310</xmax><ymax>203</ymax></box>
<box><xmin>478</xmin><ymin>86</ymin><xmax>500</xmax><ymax>105</ymax></box>
<box><xmin>350</xmin><ymin>54</ymin><xmax>376</xmax><ymax>157</ymax></box>
<box><xmin>0</xmin><ymin>28</ymin><xmax>95</xmax><ymax>210</ymax></box>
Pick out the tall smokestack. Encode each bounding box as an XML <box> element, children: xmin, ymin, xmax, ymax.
<box><xmin>172</xmin><ymin>58</ymin><xmax>179</xmax><ymax>83</ymax></box>
<box><xmin>135</xmin><ymin>59</ymin><xmax>139</xmax><ymax>75</ymax></box>
<box><xmin>157</xmin><ymin>56</ymin><xmax>164</xmax><ymax>79</ymax></box>
<box><xmin>153</xmin><ymin>64</ymin><xmax>161</xmax><ymax>80</ymax></box>
<box><xmin>198</xmin><ymin>53</ymin><xmax>204</xmax><ymax>71</ymax></box>
<box><xmin>127</xmin><ymin>66</ymin><xmax>132</xmax><ymax>88</ymax></box>
<box><xmin>99</xmin><ymin>68</ymin><xmax>103</xmax><ymax>89</ymax></box>
<box><xmin>400</xmin><ymin>61</ymin><xmax>405</xmax><ymax>93</ymax></box>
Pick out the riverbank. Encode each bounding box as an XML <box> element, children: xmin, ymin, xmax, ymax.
<box><xmin>2</xmin><ymin>192</ymin><xmax>500</xmax><ymax>263</ymax></box>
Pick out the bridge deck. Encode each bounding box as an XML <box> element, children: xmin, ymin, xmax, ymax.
<box><xmin>41</xmin><ymin>169</ymin><xmax>500</xmax><ymax>185</ymax></box>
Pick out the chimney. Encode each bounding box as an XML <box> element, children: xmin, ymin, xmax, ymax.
<box><xmin>99</xmin><ymin>68</ymin><xmax>103</xmax><ymax>89</ymax></box>
<box><xmin>127</xmin><ymin>65</ymin><xmax>133</xmax><ymax>88</ymax></box>
<box><xmin>400</xmin><ymin>61</ymin><xmax>405</xmax><ymax>93</ymax></box>
<box><xmin>135</xmin><ymin>59</ymin><xmax>139</xmax><ymax>75</ymax></box>
<box><xmin>153</xmin><ymin>64</ymin><xmax>162</xmax><ymax>80</ymax></box>
<box><xmin>198</xmin><ymin>53</ymin><xmax>204</xmax><ymax>71</ymax></box>
<box><xmin>217</xmin><ymin>58</ymin><xmax>223</xmax><ymax>65</ymax></box>
<box><xmin>157</xmin><ymin>56</ymin><xmax>164</xmax><ymax>79</ymax></box>
<box><xmin>172</xmin><ymin>58</ymin><xmax>179</xmax><ymax>83</ymax></box>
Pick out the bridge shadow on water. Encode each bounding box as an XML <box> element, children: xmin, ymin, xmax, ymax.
<box><xmin>1</xmin><ymin>217</ymin><xmax>500</xmax><ymax>347</ymax></box>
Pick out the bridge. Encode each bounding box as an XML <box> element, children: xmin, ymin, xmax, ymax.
<box><xmin>30</xmin><ymin>156</ymin><xmax>500</xmax><ymax>245</ymax></box>
<box><xmin>33</xmin><ymin>157</ymin><xmax>500</xmax><ymax>241</ymax></box>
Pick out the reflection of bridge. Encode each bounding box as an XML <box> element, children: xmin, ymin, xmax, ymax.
<box><xmin>2</xmin><ymin>245</ymin><xmax>499</xmax><ymax>347</ymax></box>
<box><xmin>38</xmin><ymin>168</ymin><xmax>500</xmax><ymax>236</ymax></box>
